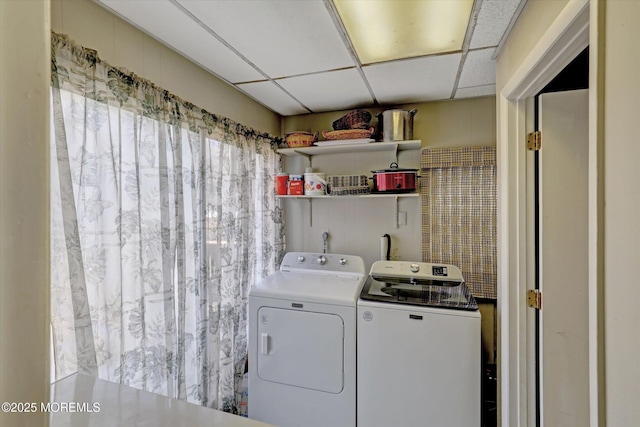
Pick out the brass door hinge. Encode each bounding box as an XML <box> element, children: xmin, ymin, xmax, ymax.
<box><xmin>527</xmin><ymin>289</ymin><xmax>542</xmax><ymax>309</ymax></box>
<box><xmin>527</xmin><ymin>131</ymin><xmax>541</xmax><ymax>151</ymax></box>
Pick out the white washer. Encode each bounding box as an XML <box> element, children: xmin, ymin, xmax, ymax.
<box><xmin>357</xmin><ymin>261</ymin><xmax>481</xmax><ymax>427</ymax></box>
<box><xmin>248</xmin><ymin>252</ymin><xmax>365</xmax><ymax>427</ymax></box>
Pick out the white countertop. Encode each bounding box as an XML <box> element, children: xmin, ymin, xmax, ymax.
<box><xmin>50</xmin><ymin>373</ymin><xmax>275</xmax><ymax>427</ymax></box>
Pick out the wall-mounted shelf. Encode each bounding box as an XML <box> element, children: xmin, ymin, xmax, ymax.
<box><xmin>277</xmin><ymin>139</ymin><xmax>421</xmax><ymax>228</ymax></box>
<box><xmin>278</xmin><ymin>192</ymin><xmax>419</xmax><ymax>227</ymax></box>
<box><xmin>277</xmin><ymin>140</ymin><xmax>421</xmax><ymax>157</ymax></box>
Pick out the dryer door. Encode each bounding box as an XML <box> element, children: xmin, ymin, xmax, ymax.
<box><xmin>257</xmin><ymin>307</ymin><xmax>344</xmax><ymax>393</ymax></box>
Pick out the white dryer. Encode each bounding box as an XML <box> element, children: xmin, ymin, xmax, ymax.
<box><xmin>248</xmin><ymin>252</ymin><xmax>365</xmax><ymax>427</ymax></box>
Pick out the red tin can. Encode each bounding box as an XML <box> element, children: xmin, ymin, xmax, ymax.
<box><xmin>276</xmin><ymin>173</ymin><xmax>289</xmax><ymax>195</ymax></box>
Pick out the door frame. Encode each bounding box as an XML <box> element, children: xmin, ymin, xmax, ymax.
<box><xmin>496</xmin><ymin>1</ymin><xmax>603</xmax><ymax>426</ymax></box>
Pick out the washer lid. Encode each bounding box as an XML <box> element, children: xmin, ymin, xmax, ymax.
<box><xmin>359</xmin><ymin>276</ymin><xmax>478</xmax><ymax>311</ymax></box>
<box><xmin>360</xmin><ymin>260</ymin><xmax>478</xmax><ymax>311</ymax></box>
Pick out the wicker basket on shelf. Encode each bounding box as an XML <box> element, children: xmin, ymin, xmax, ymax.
<box><xmin>321</xmin><ymin>127</ymin><xmax>374</xmax><ymax>141</ymax></box>
<box><xmin>332</xmin><ymin>109</ymin><xmax>372</xmax><ymax>130</ymax></box>
<box><xmin>285</xmin><ymin>131</ymin><xmax>317</xmax><ymax>147</ymax></box>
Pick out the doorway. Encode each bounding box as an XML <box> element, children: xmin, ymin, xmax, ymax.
<box><xmin>496</xmin><ymin>2</ymin><xmax>593</xmax><ymax>426</ymax></box>
<box><xmin>529</xmin><ymin>49</ymin><xmax>590</xmax><ymax>425</ymax></box>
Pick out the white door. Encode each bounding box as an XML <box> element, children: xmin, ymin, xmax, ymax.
<box><xmin>256</xmin><ymin>307</ymin><xmax>344</xmax><ymax>393</ymax></box>
<box><xmin>535</xmin><ymin>89</ymin><xmax>590</xmax><ymax>426</ymax></box>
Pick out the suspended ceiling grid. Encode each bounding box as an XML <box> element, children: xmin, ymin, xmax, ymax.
<box><xmin>95</xmin><ymin>0</ymin><xmax>526</xmax><ymax>116</ymax></box>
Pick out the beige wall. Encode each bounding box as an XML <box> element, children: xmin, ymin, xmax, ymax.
<box><xmin>497</xmin><ymin>0</ymin><xmax>640</xmax><ymax>425</ymax></box>
<box><xmin>284</xmin><ymin>96</ymin><xmax>496</xmax><ymax>148</ymax></box>
<box><xmin>50</xmin><ymin>0</ymin><xmax>281</xmax><ymax>136</ymax></box>
<box><xmin>602</xmin><ymin>1</ymin><xmax>640</xmax><ymax>425</ymax></box>
<box><xmin>496</xmin><ymin>0</ymin><xmax>571</xmax><ymax>84</ymax></box>
<box><xmin>495</xmin><ymin>1</ymin><xmax>581</xmax><ymax>425</ymax></box>
<box><xmin>281</xmin><ymin>96</ymin><xmax>495</xmax><ymax>269</ymax></box>
<box><xmin>282</xmin><ymin>96</ymin><xmax>497</xmax><ymax>363</ymax></box>
<box><xmin>0</xmin><ymin>0</ymin><xmax>50</xmax><ymax>426</ymax></box>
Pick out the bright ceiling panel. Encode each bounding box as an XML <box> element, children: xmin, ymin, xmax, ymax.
<box><xmin>277</xmin><ymin>68</ymin><xmax>373</xmax><ymax>113</ymax></box>
<box><xmin>177</xmin><ymin>0</ymin><xmax>355</xmax><ymax>79</ymax></box>
<box><xmin>458</xmin><ymin>48</ymin><xmax>496</xmax><ymax>88</ymax></box>
<box><xmin>334</xmin><ymin>0</ymin><xmax>473</xmax><ymax>64</ymax></box>
<box><xmin>96</xmin><ymin>0</ymin><xmax>263</xmax><ymax>84</ymax></box>
<box><xmin>236</xmin><ymin>81</ymin><xmax>308</xmax><ymax>116</ymax></box>
<box><xmin>363</xmin><ymin>54</ymin><xmax>462</xmax><ymax>104</ymax></box>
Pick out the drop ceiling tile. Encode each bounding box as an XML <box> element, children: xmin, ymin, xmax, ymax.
<box><xmin>363</xmin><ymin>54</ymin><xmax>461</xmax><ymax>104</ymax></box>
<box><xmin>96</xmin><ymin>0</ymin><xmax>263</xmax><ymax>83</ymax></box>
<box><xmin>277</xmin><ymin>69</ymin><xmax>373</xmax><ymax>113</ymax></box>
<box><xmin>455</xmin><ymin>84</ymin><xmax>496</xmax><ymax>99</ymax></box>
<box><xmin>470</xmin><ymin>0</ymin><xmax>524</xmax><ymax>49</ymax></box>
<box><xmin>177</xmin><ymin>0</ymin><xmax>355</xmax><ymax>78</ymax></box>
<box><xmin>458</xmin><ymin>48</ymin><xmax>496</xmax><ymax>88</ymax></box>
<box><xmin>236</xmin><ymin>81</ymin><xmax>308</xmax><ymax>116</ymax></box>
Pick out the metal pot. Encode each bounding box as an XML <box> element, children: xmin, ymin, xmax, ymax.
<box><xmin>371</xmin><ymin>162</ymin><xmax>418</xmax><ymax>193</ymax></box>
<box><xmin>377</xmin><ymin>109</ymin><xmax>417</xmax><ymax>141</ymax></box>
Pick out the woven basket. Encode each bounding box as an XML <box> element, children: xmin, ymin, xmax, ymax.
<box><xmin>322</xmin><ymin>127</ymin><xmax>374</xmax><ymax>141</ymax></box>
<box><xmin>332</xmin><ymin>109</ymin><xmax>372</xmax><ymax>130</ymax></box>
<box><xmin>285</xmin><ymin>131</ymin><xmax>317</xmax><ymax>148</ymax></box>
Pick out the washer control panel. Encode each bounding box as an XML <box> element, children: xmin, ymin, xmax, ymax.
<box><xmin>369</xmin><ymin>260</ymin><xmax>463</xmax><ymax>282</ymax></box>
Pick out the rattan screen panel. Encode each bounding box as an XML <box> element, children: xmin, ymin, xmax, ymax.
<box><xmin>421</xmin><ymin>147</ymin><xmax>497</xmax><ymax>299</ymax></box>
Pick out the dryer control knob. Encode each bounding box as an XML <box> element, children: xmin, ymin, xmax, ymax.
<box><xmin>410</xmin><ymin>263</ymin><xmax>420</xmax><ymax>273</ymax></box>
<box><xmin>339</xmin><ymin>258</ymin><xmax>347</xmax><ymax>266</ymax></box>
<box><xmin>317</xmin><ymin>255</ymin><xmax>327</xmax><ymax>265</ymax></box>
<box><xmin>297</xmin><ymin>255</ymin><xmax>305</xmax><ymax>263</ymax></box>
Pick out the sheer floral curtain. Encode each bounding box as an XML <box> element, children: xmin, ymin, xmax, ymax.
<box><xmin>49</xmin><ymin>33</ymin><xmax>284</xmax><ymax>411</ymax></box>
